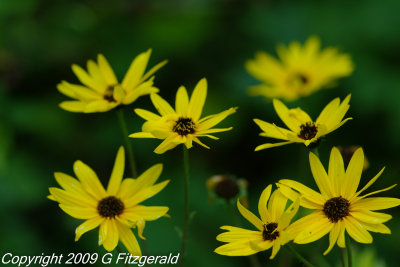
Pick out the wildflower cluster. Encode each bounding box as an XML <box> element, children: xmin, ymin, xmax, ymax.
<box><xmin>50</xmin><ymin>37</ymin><xmax>399</xmax><ymax>266</ymax></box>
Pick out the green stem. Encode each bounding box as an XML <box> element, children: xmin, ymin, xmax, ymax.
<box><xmin>226</xmin><ymin>201</ymin><xmax>261</xmax><ymax>267</ymax></box>
<box><xmin>285</xmin><ymin>244</ymin><xmax>315</xmax><ymax>267</ymax></box>
<box><xmin>116</xmin><ymin>108</ymin><xmax>138</xmax><ymax>178</ymax></box>
<box><xmin>345</xmin><ymin>234</ymin><xmax>352</xmax><ymax>267</ymax></box>
<box><xmin>116</xmin><ymin>108</ymin><xmax>148</xmax><ymax>259</ymax></box>
<box><xmin>180</xmin><ymin>146</ymin><xmax>190</xmax><ymax>267</ymax></box>
<box><xmin>339</xmin><ymin>248</ymin><xmax>346</xmax><ymax>267</ymax></box>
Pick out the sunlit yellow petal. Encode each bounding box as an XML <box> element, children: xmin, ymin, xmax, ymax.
<box><xmin>102</xmin><ymin>219</ymin><xmax>119</xmax><ymax>251</ymax></box>
<box><xmin>75</xmin><ymin>216</ymin><xmax>103</xmax><ymax>241</ymax></box>
<box><xmin>187</xmin><ymin>78</ymin><xmax>207</xmax><ymax>121</ymax></box>
<box><xmin>97</xmin><ymin>54</ymin><xmax>118</xmax><ymax>85</ymax></box>
<box><xmin>59</xmin><ymin>204</ymin><xmax>98</xmax><ymax>219</ymax></box>
<box><xmin>117</xmin><ymin>223</ymin><xmax>142</xmax><ymax>256</ymax></box>
<box><xmin>294</xmin><ymin>217</ymin><xmax>333</xmax><ymax>244</ymax></box>
<box><xmin>268</xmin><ymin>190</ymin><xmax>288</xmax><ymax>222</ymax></box>
<box><xmin>309</xmin><ymin>152</ymin><xmax>334</xmax><ymax>198</ymax></box>
<box><xmin>328</xmin><ymin>147</ymin><xmax>345</xmax><ymax>196</ymax></box>
<box><xmin>343</xmin><ymin>216</ymin><xmax>372</xmax><ymax>243</ymax></box>
<box><xmin>73</xmin><ymin>160</ymin><xmax>106</xmax><ymax>200</ymax></box>
<box><xmin>107</xmin><ymin>146</ymin><xmax>125</xmax><ymax>195</ymax></box>
<box><xmin>122</xmin><ymin>49</ymin><xmax>151</xmax><ymax>90</ymax></box>
<box><xmin>350</xmin><ymin>210</ymin><xmax>392</xmax><ymax>224</ymax></box>
<box><xmin>273</xmin><ymin>99</ymin><xmax>301</xmax><ymax>132</ymax></box>
<box><xmin>255</xmin><ymin>141</ymin><xmax>294</xmax><ymax>151</ymax></box>
<box><xmin>258</xmin><ymin>185</ymin><xmax>272</xmax><ymax>222</ymax></box>
<box><xmin>351</xmin><ymin>197</ymin><xmax>400</xmax><ymax>211</ymax></box>
<box><xmin>175</xmin><ymin>86</ymin><xmax>189</xmax><ymax>116</ymax></box>
<box><xmin>150</xmin><ymin>93</ymin><xmax>175</xmax><ymax>116</ymax></box>
<box><xmin>342</xmin><ymin>147</ymin><xmax>364</xmax><ymax>198</ymax></box>
<box><xmin>237</xmin><ymin>199</ymin><xmax>263</xmax><ymax>231</ymax></box>
<box><xmin>324</xmin><ymin>222</ymin><xmax>342</xmax><ymax>255</ymax></box>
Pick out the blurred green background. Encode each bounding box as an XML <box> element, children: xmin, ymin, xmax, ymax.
<box><xmin>1</xmin><ymin>0</ymin><xmax>400</xmax><ymax>266</ymax></box>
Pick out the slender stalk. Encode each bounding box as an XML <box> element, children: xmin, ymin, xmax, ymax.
<box><xmin>180</xmin><ymin>145</ymin><xmax>190</xmax><ymax>267</ymax></box>
<box><xmin>117</xmin><ymin>246</ymin><xmax>130</xmax><ymax>267</ymax></box>
<box><xmin>285</xmin><ymin>244</ymin><xmax>315</xmax><ymax>267</ymax></box>
<box><xmin>116</xmin><ymin>108</ymin><xmax>147</xmax><ymax>259</ymax></box>
<box><xmin>339</xmin><ymin>248</ymin><xmax>346</xmax><ymax>267</ymax></box>
<box><xmin>226</xmin><ymin>201</ymin><xmax>261</xmax><ymax>267</ymax></box>
<box><xmin>345</xmin><ymin>234</ymin><xmax>352</xmax><ymax>267</ymax></box>
<box><xmin>116</xmin><ymin>108</ymin><xmax>138</xmax><ymax>178</ymax></box>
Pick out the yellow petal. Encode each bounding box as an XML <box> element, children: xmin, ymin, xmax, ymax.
<box><xmin>343</xmin><ymin>216</ymin><xmax>372</xmax><ymax>243</ymax></box>
<box><xmin>122</xmin><ymin>49</ymin><xmax>151</xmax><ymax>90</ymax></box>
<box><xmin>86</xmin><ymin>60</ymin><xmax>107</xmax><ymax>90</ymax></box>
<box><xmin>277</xmin><ymin>179</ymin><xmax>325</xmax><ymax>206</ymax></box>
<box><xmin>154</xmin><ymin>135</ymin><xmax>180</xmax><ymax>154</ymax></box>
<box><xmin>150</xmin><ymin>93</ymin><xmax>175</xmax><ymax>116</ymax></box>
<box><xmin>134</xmin><ymin>108</ymin><xmax>161</xmax><ymax>121</ymax></box>
<box><xmin>102</xmin><ymin>219</ymin><xmax>119</xmax><ymax>251</ymax></box>
<box><xmin>129</xmin><ymin>132</ymin><xmax>155</xmax><ymax>138</ymax></box>
<box><xmin>258</xmin><ymin>185</ymin><xmax>272</xmax><ymax>222</ymax></box>
<box><xmin>75</xmin><ymin>216</ymin><xmax>103</xmax><ymax>241</ymax></box>
<box><xmin>214</xmin><ymin>241</ymin><xmax>258</xmax><ymax>256</ymax></box>
<box><xmin>124</xmin><ymin>181</ymin><xmax>169</xmax><ymax>207</ymax></box>
<box><xmin>269</xmin><ymin>241</ymin><xmax>281</xmax><ymax>259</ymax></box>
<box><xmin>255</xmin><ymin>141</ymin><xmax>294</xmax><ymax>151</ymax></box>
<box><xmin>278</xmin><ymin>197</ymin><xmax>300</xmax><ymax>229</ymax></box>
<box><xmin>59</xmin><ymin>101</ymin><xmax>87</xmax><ymax>113</ymax></box>
<box><xmin>268</xmin><ymin>189</ymin><xmax>288</xmax><ymax>222</ymax></box>
<box><xmin>342</xmin><ymin>147</ymin><xmax>364</xmax><ymax>198</ymax></box>
<box><xmin>351</xmin><ymin>197</ymin><xmax>400</xmax><ymax>211</ymax></box>
<box><xmin>141</xmin><ymin>59</ymin><xmax>168</xmax><ymax>82</ymax></box>
<box><xmin>286</xmin><ymin>211</ymin><xmax>325</xmax><ymax>239</ymax></box>
<box><xmin>113</xmin><ymin>85</ymin><xmax>125</xmax><ymax>103</ymax></box>
<box><xmin>124</xmin><ymin>205</ymin><xmax>169</xmax><ymax>221</ymax></box>
<box><xmin>273</xmin><ymin>99</ymin><xmax>301</xmax><ymax>132</ymax></box>
<box><xmin>196</xmin><ymin>107</ymin><xmax>237</xmax><ymax>131</ymax></box>
<box><xmin>294</xmin><ymin>217</ymin><xmax>333</xmax><ymax>244</ymax></box>
<box><xmin>175</xmin><ymin>86</ymin><xmax>189</xmax><ymax>116</ymax></box>
<box><xmin>196</xmin><ymin>127</ymin><xmax>233</xmax><ymax>135</ymax></box>
<box><xmin>137</xmin><ymin>219</ymin><xmax>146</xmax><ymax>239</ymax></box>
<box><xmin>253</xmin><ymin>119</ymin><xmax>291</xmax><ymax>140</ymax></box>
<box><xmin>350</xmin><ymin>210</ymin><xmax>392</xmax><ymax>224</ymax></box>
<box><xmin>59</xmin><ymin>204</ymin><xmax>98</xmax><ymax>219</ymax></box>
<box><xmin>352</xmin><ymin>167</ymin><xmax>385</xmax><ymax>200</ymax></box>
<box><xmin>54</xmin><ymin>172</ymin><xmax>89</xmax><ymax>197</ymax></box>
<box><xmin>217</xmin><ymin>226</ymin><xmax>262</xmax><ymax>242</ymax></box>
<box><xmin>356</xmin><ymin>184</ymin><xmax>397</xmax><ymax>200</ymax></box>
<box><xmin>83</xmin><ymin>100</ymin><xmax>115</xmax><ymax>113</ymax></box>
<box><xmin>316</xmin><ymin>97</ymin><xmax>340</xmax><ymax>125</ymax></box>
<box><xmin>107</xmin><ymin>146</ymin><xmax>125</xmax><ymax>195</ymax></box>
<box><xmin>73</xmin><ymin>160</ymin><xmax>106</xmax><ymax>200</ymax></box>
<box><xmin>49</xmin><ymin>187</ymin><xmax>96</xmax><ymax>208</ymax></box>
<box><xmin>309</xmin><ymin>152</ymin><xmax>334</xmax><ymax>198</ymax></box>
<box><xmin>117</xmin><ymin>223</ymin><xmax>142</xmax><ymax>256</ymax></box>
<box><xmin>187</xmin><ymin>78</ymin><xmax>207</xmax><ymax>121</ymax></box>
<box><xmin>237</xmin><ymin>199</ymin><xmax>263</xmax><ymax>231</ymax></box>
<box><xmin>97</xmin><ymin>54</ymin><xmax>118</xmax><ymax>85</ymax></box>
<box><xmin>72</xmin><ymin>64</ymin><xmax>102</xmax><ymax>91</ymax></box>
<box><xmin>325</xmin><ymin>94</ymin><xmax>351</xmax><ymax>130</ymax></box>
<box><xmin>324</xmin><ymin>221</ymin><xmax>342</xmax><ymax>255</ymax></box>
<box><xmin>193</xmin><ymin>136</ymin><xmax>210</xmax><ymax>149</ymax></box>
<box><xmin>328</xmin><ymin>147</ymin><xmax>345</xmax><ymax>196</ymax></box>
<box><xmin>362</xmin><ymin>222</ymin><xmax>391</xmax><ymax>234</ymax></box>
<box><xmin>123</xmin><ymin>81</ymin><xmax>159</xmax><ymax>104</ymax></box>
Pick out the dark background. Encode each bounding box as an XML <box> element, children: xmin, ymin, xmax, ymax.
<box><xmin>1</xmin><ymin>0</ymin><xmax>399</xmax><ymax>266</ymax></box>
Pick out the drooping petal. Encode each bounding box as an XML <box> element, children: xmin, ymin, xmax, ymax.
<box><xmin>323</xmin><ymin>221</ymin><xmax>342</xmax><ymax>255</ymax></box>
<box><xmin>75</xmin><ymin>216</ymin><xmax>103</xmax><ymax>241</ymax></box>
<box><xmin>102</xmin><ymin>219</ymin><xmax>119</xmax><ymax>251</ymax></box>
<box><xmin>107</xmin><ymin>146</ymin><xmax>125</xmax><ymax>195</ymax></box>
<box><xmin>117</xmin><ymin>223</ymin><xmax>142</xmax><ymax>256</ymax></box>
<box><xmin>237</xmin><ymin>199</ymin><xmax>263</xmax><ymax>231</ymax></box>
<box><xmin>187</xmin><ymin>78</ymin><xmax>207</xmax><ymax>121</ymax></box>
<box><xmin>343</xmin><ymin>216</ymin><xmax>373</xmax><ymax>244</ymax></box>
<box><xmin>258</xmin><ymin>185</ymin><xmax>272</xmax><ymax>222</ymax></box>
<box><xmin>154</xmin><ymin>135</ymin><xmax>181</xmax><ymax>154</ymax></box>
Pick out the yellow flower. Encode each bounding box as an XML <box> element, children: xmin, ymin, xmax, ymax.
<box><xmin>246</xmin><ymin>36</ymin><xmax>354</xmax><ymax>101</ymax></box>
<box><xmin>277</xmin><ymin>147</ymin><xmax>400</xmax><ymax>255</ymax></box>
<box><xmin>214</xmin><ymin>185</ymin><xmax>299</xmax><ymax>259</ymax></box>
<box><xmin>129</xmin><ymin>78</ymin><xmax>237</xmax><ymax>154</ymax></box>
<box><xmin>58</xmin><ymin>49</ymin><xmax>167</xmax><ymax>113</ymax></box>
<box><xmin>254</xmin><ymin>94</ymin><xmax>351</xmax><ymax>150</ymax></box>
<box><xmin>48</xmin><ymin>146</ymin><xmax>169</xmax><ymax>255</ymax></box>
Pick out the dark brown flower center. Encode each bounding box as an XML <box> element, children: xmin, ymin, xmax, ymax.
<box><xmin>323</xmin><ymin>196</ymin><xmax>350</xmax><ymax>222</ymax></box>
<box><xmin>262</xmin><ymin>223</ymin><xmax>279</xmax><ymax>241</ymax></box>
<box><xmin>298</xmin><ymin>122</ymin><xmax>318</xmax><ymax>140</ymax></box>
<box><xmin>214</xmin><ymin>177</ymin><xmax>240</xmax><ymax>200</ymax></box>
<box><xmin>173</xmin><ymin>117</ymin><xmax>196</xmax><ymax>136</ymax></box>
<box><xmin>103</xmin><ymin>86</ymin><xmax>117</xmax><ymax>102</ymax></box>
<box><xmin>97</xmin><ymin>196</ymin><xmax>124</xmax><ymax>218</ymax></box>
